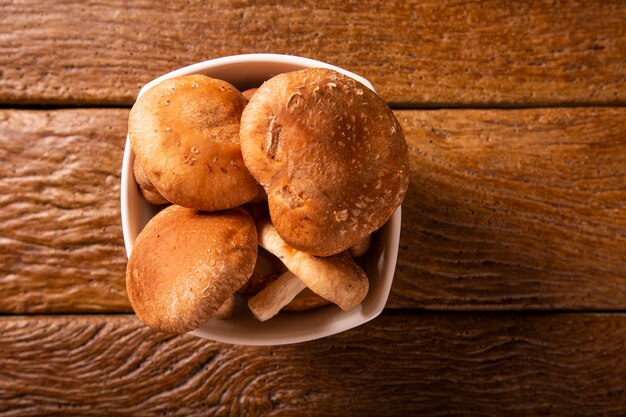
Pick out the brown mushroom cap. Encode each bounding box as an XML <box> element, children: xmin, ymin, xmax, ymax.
<box><xmin>242</xmin><ymin>88</ymin><xmax>258</xmax><ymax>101</ymax></box>
<box><xmin>240</xmin><ymin>68</ymin><xmax>409</xmax><ymax>256</ymax></box>
<box><xmin>133</xmin><ymin>158</ymin><xmax>169</xmax><ymax>205</ymax></box>
<box><xmin>129</xmin><ymin>74</ymin><xmax>261</xmax><ymax>211</ymax></box>
<box><xmin>126</xmin><ymin>205</ymin><xmax>258</xmax><ymax>333</ymax></box>
<box><xmin>349</xmin><ymin>234</ymin><xmax>372</xmax><ymax>258</ymax></box>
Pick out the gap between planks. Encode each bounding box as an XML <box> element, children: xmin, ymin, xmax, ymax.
<box><xmin>1</xmin><ymin>103</ymin><xmax>626</xmax><ymax>111</ymax></box>
<box><xmin>3</xmin><ymin>310</ymin><xmax>626</xmax><ymax>318</ymax></box>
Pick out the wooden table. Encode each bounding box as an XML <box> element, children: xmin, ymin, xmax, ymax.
<box><xmin>1</xmin><ymin>1</ymin><xmax>625</xmax><ymax>415</ymax></box>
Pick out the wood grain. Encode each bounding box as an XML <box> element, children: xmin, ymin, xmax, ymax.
<box><xmin>2</xmin><ymin>108</ymin><xmax>626</xmax><ymax>312</ymax></box>
<box><xmin>394</xmin><ymin>108</ymin><xmax>626</xmax><ymax>309</ymax></box>
<box><xmin>0</xmin><ymin>313</ymin><xmax>625</xmax><ymax>416</ymax></box>
<box><xmin>1</xmin><ymin>0</ymin><xmax>625</xmax><ymax>106</ymax></box>
<box><xmin>0</xmin><ymin>109</ymin><xmax>129</xmax><ymax>313</ymax></box>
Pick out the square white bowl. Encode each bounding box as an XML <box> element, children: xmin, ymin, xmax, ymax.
<box><xmin>121</xmin><ymin>54</ymin><xmax>401</xmax><ymax>345</ymax></box>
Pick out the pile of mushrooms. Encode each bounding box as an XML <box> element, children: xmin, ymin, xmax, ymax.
<box><xmin>126</xmin><ymin>68</ymin><xmax>409</xmax><ymax>334</ymax></box>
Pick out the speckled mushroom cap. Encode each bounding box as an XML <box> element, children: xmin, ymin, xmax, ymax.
<box><xmin>126</xmin><ymin>205</ymin><xmax>258</xmax><ymax>334</ymax></box>
<box><xmin>128</xmin><ymin>74</ymin><xmax>261</xmax><ymax>211</ymax></box>
<box><xmin>239</xmin><ymin>68</ymin><xmax>409</xmax><ymax>256</ymax></box>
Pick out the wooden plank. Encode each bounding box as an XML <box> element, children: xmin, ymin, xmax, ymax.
<box><xmin>0</xmin><ymin>109</ymin><xmax>130</xmax><ymax>312</ymax></box>
<box><xmin>1</xmin><ymin>0</ymin><xmax>625</xmax><ymax>106</ymax></box>
<box><xmin>394</xmin><ymin>108</ymin><xmax>626</xmax><ymax>309</ymax></box>
<box><xmin>1</xmin><ymin>313</ymin><xmax>625</xmax><ymax>416</ymax></box>
<box><xmin>2</xmin><ymin>108</ymin><xmax>626</xmax><ymax>313</ymax></box>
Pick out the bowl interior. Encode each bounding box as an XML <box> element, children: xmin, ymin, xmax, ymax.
<box><xmin>121</xmin><ymin>54</ymin><xmax>401</xmax><ymax>345</ymax></box>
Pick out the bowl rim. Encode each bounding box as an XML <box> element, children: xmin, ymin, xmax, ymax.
<box><xmin>122</xmin><ymin>53</ymin><xmax>377</xmax><ymax>257</ymax></box>
<box><xmin>136</xmin><ymin>53</ymin><xmax>375</xmax><ymax>99</ymax></box>
<box><xmin>120</xmin><ymin>54</ymin><xmax>401</xmax><ymax>345</ymax></box>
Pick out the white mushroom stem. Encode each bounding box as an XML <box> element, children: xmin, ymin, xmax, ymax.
<box><xmin>257</xmin><ymin>219</ymin><xmax>369</xmax><ymax>311</ymax></box>
<box><xmin>248</xmin><ymin>271</ymin><xmax>306</xmax><ymax>321</ymax></box>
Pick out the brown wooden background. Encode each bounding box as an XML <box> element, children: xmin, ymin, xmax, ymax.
<box><xmin>1</xmin><ymin>1</ymin><xmax>625</xmax><ymax>415</ymax></box>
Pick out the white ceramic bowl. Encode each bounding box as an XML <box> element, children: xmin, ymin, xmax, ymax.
<box><xmin>121</xmin><ymin>54</ymin><xmax>401</xmax><ymax>345</ymax></box>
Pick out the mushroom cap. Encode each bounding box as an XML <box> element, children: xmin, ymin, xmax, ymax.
<box><xmin>240</xmin><ymin>68</ymin><xmax>409</xmax><ymax>256</ymax></box>
<box><xmin>133</xmin><ymin>158</ymin><xmax>169</xmax><ymax>205</ymax></box>
<box><xmin>129</xmin><ymin>74</ymin><xmax>261</xmax><ymax>211</ymax></box>
<box><xmin>242</xmin><ymin>88</ymin><xmax>258</xmax><ymax>101</ymax></box>
<box><xmin>126</xmin><ymin>205</ymin><xmax>258</xmax><ymax>333</ymax></box>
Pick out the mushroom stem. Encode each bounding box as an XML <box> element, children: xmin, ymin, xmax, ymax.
<box><xmin>248</xmin><ymin>271</ymin><xmax>306</xmax><ymax>321</ymax></box>
<box><xmin>257</xmin><ymin>218</ymin><xmax>369</xmax><ymax>311</ymax></box>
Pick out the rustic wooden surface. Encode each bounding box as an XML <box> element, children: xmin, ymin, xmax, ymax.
<box><xmin>395</xmin><ymin>107</ymin><xmax>626</xmax><ymax>309</ymax></box>
<box><xmin>1</xmin><ymin>313</ymin><xmax>625</xmax><ymax>416</ymax></box>
<box><xmin>0</xmin><ymin>110</ymin><xmax>129</xmax><ymax>313</ymax></box>
<box><xmin>2</xmin><ymin>108</ymin><xmax>625</xmax><ymax>313</ymax></box>
<box><xmin>2</xmin><ymin>1</ymin><xmax>625</xmax><ymax>415</ymax></box>
<box><xmin>1</xmin><ymin>0</ymin><xmax>625</xmax><ymax>106</ymax></box>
